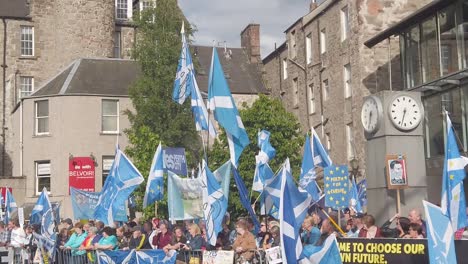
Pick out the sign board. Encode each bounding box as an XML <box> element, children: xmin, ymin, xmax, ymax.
<box><xmin>324</xmin><ymin>165</ymin><xmax>349</xmax><ymax>209</ymax></box>
<box><xmin>17</xmin><ymin>208</ymin><xmax>24</xmax><ymax>228</ymax></box>
<box><xmin>265</xmin><ymin>246</ymin><xmax>282</xmax><ymax>264</ymax></box>
<box><xmin>69</xmin><ymin>157</ymin><xmax>95</xmax><ymax>193</ymax></box>
<box><xmin>202</xmin><ymin>250</ymin><xmax>234</xmax><ymax>264</ymax></box>
<box><xmin>163</xmin><ymin>147</ymin><xmax>187</xmax><ymax>176</ymax></box>
<box><xmin>385</xmin><ymin>154</ymin><xmax>408</xmax><ymax>189</ymax></box>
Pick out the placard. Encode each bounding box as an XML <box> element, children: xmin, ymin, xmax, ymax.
<box><xmin>69</xmin><ymin>157</ymin><xmax>95</xmax><ymax>193</ymax></box>
<box><xmin>265</xmin><ymin>246</ymin><xmax>282</xmax><ymax>264</ymax></box>
<box><xmin>202</xmin><ymin>250</ymin><xmax>234</xmax><ymax>264</ymax></box>
<box><xmin>324</xmin><ymin>165</ymin><xmax>349</xmax><ymax>209</ymax></box>
<box><xmin>385</xmin><ymin>155</ymin><xmax>408</xmax><ymax>189</ymax></box>
<box><xmin>17</xmin><ymin>208</ymin><xmax>24</xmax><ymax>228</ymax></box>
<box><xmin>163</xmin><ymin>147</ymin><xmax>188</xmax><ymax>176</ymax></box>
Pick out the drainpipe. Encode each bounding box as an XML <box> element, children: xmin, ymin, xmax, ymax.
<box><xmin>1</xmin><ymin>18</ymin><xmax>7</xmax><ymax>176</ymax></box>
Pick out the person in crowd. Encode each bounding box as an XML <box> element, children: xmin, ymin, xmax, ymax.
<box><xmin>219</xmin><ymin>223</ymin><xmax>233</xmax><ymax>249</ymax></box>
<box><xmin>301</xmin><ymin>215</ymin><xmax>321</xmax><ymax>246</ymax></box>
<box><xmin>183</xmin><ymin>220</ymin><xmax>192</xmax><ymax>240</ymax></box>
<box><xmin>116</xmin><ymin>226</ymin><xmax>131</xmax><ymax>249</ymax></box>
<box><xmin>152</xmin><ymin>220</ymin><xmax>172</xmax><ymax>249</ymax></box>
<box><xmin>163</xmin><ymin>226</ymin><xmax>187</xmax><ymax>264</ymax></box>
<box><xmin>146</xmin><ymin>220</ymin><xmax>158</xmax><ymax>249</ymax></box>
<box><xmin>268</xmin><ymin>220</ymin><xmax>280</xmax><ymax>231</ymax></box>
<box><xmin>23</xmin><ymin>225</ymin><xmax>36</xmax><ymax>264</ymax></box>
<box><xmin>315</xmin><ymin>219</ymin><xmax>335</xmax><ymax>246</ymax></box>
<box><xmin>347</xmin><ymin>215</ymin><xmax>364</xmax><ymax>238</ymax></box>
<box><xmin>83</xmin><ymin>223</ymin><xmax>90</xmax><ymax>234</ymax></box>
<box><xmin>127</xmin><ymin>226</ymin><xmax>150</xmax><ymax>250</ymax></box>
<box><xmin>9</xmin><ymin>219</ymin><xmax>26</xmax><ymax>248</ymax></box>
<box><xmin>60</xmin><ymin>222</ymin><xmax>87</xmax><ymax>263</ymax></box>
<box><xmin>381</xmin><ymin>213</ymin><xmax>411</xmax><ymax>238</ymax></box>
<box><xmin>143</xmin><ymin>221</ymin><xmax>152</xmax><ymax>236</ymax></box>
<box><xmin>198</xmin><ymin>220</ymin><xmax>208</xmax><ymax>248</ymax></box>
<box><xmin>408</xmin><ymin>208</ymin><xmax>427</xmax><ymax>238</ymax></box>
<box><xmin>95</xmin><ymin>221</ymin><xmax>105</xmax><ymax>236</ymax></box>
<box><xmin>182</xmin><ymin>223</ymin><xmax>203</xmax><ymax>251</ymax></box>
<box><xmin>94</xmin><ymin>227</ymin><xmax>118</xmax><ymax>250</ymax></box>
<box><xmin>232</xmin><ymin>219</ymin><xmax>256</xmax><ymax>262</ymax></box>
<box><xmin>269</xmin><ymin>226</ymin><xmax>281</xmax><ymax>248</ymax></box>
<box><xmin>61</xmin><ymin>218</ymin><xmax>74</xmax><ymax>236</ymax></box>
<box><xmin>78</xmin><ymin>226</ymin><xmax>99</xmax><ymax>263</ymax></box>
<box><xmin>256</xmin><ymin>221</ymin><xmax>271</xmax><ymax>249</ymax></box>
<box><xmin>358</xmin><ymin>215</ymin><xmax>382</xmax><ymax>238</ymax></box>
<box><xmin>57</xmin><ymin>228</ymin><xmax>70</xmax><ymax>247</ymax></box>
<box><xmin>0</xmin><ymin>222</ymin><xmax>8</xmax><ymax>246</ymax></box>
<box><xmin>406</xmin><ymin>223</ymin><xmax>424</xmax><ymax>239</ymax></box>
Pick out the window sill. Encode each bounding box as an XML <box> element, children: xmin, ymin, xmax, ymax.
<box><xmin>100</xmin><ymin>132</ymin><xmax>121</xmax><ymax>136</ymax></box>
<box><xmin>33</xmin><ymin>133</ymin><xmax>51</xmax><ymax>138</ymax></box>
<box><xmin>293</xmin><ymin>105</ymin><xmax>299</xmax><ymax>109</ymax></box>
<box><xmin>309</xmin><ymin>112</ymin><xmax>316</xmax><ymax>116</ymax></box>
<box><xmin>19</xmin><ymin>56</ymin><xmax>37</xmax><ymax>60</ymax></box>
<box><xmin>345</xmin><ymin>96</ymin><xmax>352</xmax><ymax>100</ymax></box>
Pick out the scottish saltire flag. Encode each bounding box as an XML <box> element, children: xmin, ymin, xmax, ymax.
<box><xmin>208</xmin><ymin>48</ymin><xmax>249</xmax><ymax>166</ymax></box>
<box><xmin>4</xmin><ymin>188</ymin><xmax>16</xmax><ymax>224</ymax></box>
<box><xmin>252</xmin><ymin>162</ymin><xmax>274</xmax><ymax>192</ymax></box>
<box><xmin>257</xmin><ymin>130</ymin><xmax>276</xmax><ymax>164</ymax></box>
<box><xmin>300</xmin><ymin>129</ymin><xmax>332</xmax><ymax>201</ymax></box>
<box><xmin>172</xmin><ymin>21</ymin><xmax>192</xmax><ymax>104</ymax></box>
<box><xmin>261</xmin><ymin>169</ymin><xmax>282</xmax><ymax>218</ymax></box>
<box><xmin>357</xmin><ymin>179</ymin><xmax>368</xmax><ymax>206</ymax></box>
<box><xmin>94</xmin><ymin>148</ymin><xmax>144</xmax><ymax>225</ymax></box>
<box><xmin>70</xmin><ymin>188</ymin><xmax>127</xmax><ymax>221</ymax></box>
<box><xmin>168</xmin><ymin>161</ymin><xmax>231</xmax><ymax>221</ymax></box>
<box><xmin>252</xmin><ymin>130</ymin><xmax>276</xmax><ymax>192</ymax></box>
<box><xmin>143</xmin><ymin>143</ymin><xmax>164</xmax><ymax>208</ymax></box>
<box><xmin>190</xmin><ymin>69</ymin><xmax>217</xmax><ymax>137</ymax></box>
<box><xmin>97</xmin><ymin>249</ymin><xmax>137</xmax><ymax>264</ymax></box>
<box><xmin>201</xmin><ymin>160</ymin><xmax>228</xmax><ymax>246</ymax></box>
<box><xmin>136</xmin><ymin>249</ymin><xmax>177</xmax><ymax>264</ymax></box>
<box><xmin>348</xmin><ymin>178</ymin><xmax>363</xmax><ymax>213</ymax></box>
<box><xmin>441</xmin><ymin>113</ymin><xmax>468</xmax><ymax>230</ymax></box>
<box><xmin>279</xmin><ymin>158</ymin><xmax>312</xmax><ymax>263</ymax></box>
<box><xmin>300</xmin><ymin>234</ymin><xmax>342</xmax><ymax>264</ymax></box>
<box><xmin>423</xmin><ymin>200</ymin><xmax>457</xmax><ymax>264</ymax></box>
<box><xmin>232</xmin><ymin>166</ymin><xmax>261</xmax><ymax>232</ymax></box>
<box><xmin>31</xmin><ymin>188</ymin><xmax>57</xmax><ymax>260</ymax></box>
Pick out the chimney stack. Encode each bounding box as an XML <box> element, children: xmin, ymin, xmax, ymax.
<box><xmin>310</xmin><ymin>0</ymin><xmax>318</xmax><ymax>11</ymax></box>
<box><xmin>241</xmin><ymin>24</ymin><xmax>261</xmax><ymax>63</ymax></box>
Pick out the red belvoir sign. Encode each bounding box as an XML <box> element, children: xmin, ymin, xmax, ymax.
<box><xmin>69</xmin><ymin>157</ymin><xmax>95</xmax><ymax>193</ymax></box>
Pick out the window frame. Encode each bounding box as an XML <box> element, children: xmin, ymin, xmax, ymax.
<box><xmin>346</xmin><ymin>123</ymin><xmax>354</xmax><ymax>160</ymax></box>
<box><xmin>35</xmin><ymin>161</ymin><xmax>51</xmax><ymax>195</ymax></box>
<box><xmin>20</xmin><ymin>76</ymin><xmax>34</xmax><ymax>99</ymax></box>
<box><xmin>292</xmin><ymin>77</ymin><xmax>299</xmax><ymax>107</ymax></box>
<box><xmin>306</xmin><ymin>33</ymin><xmax>313</xmax><ymax>64</ymax></box>
<box><xmin>35</xmin><ymin>100</ymin><xmax>49</xmax><ymax>136</ymax></box>
<box><xmin>283</xmin><ymin>58</ymin><xmax>288</xmax><ymax>80</ymax></box>
<box><xmin>308</xmin><ymin>83</ymin><xmax>315</xmax><ymax>114</ymax></box>
<box><xmin>341</xmin><ymin>6</ymin><xmax>350</xmax><ymax>41</ymax></box>
<box><xmin>344</xmin><ymin>64</ymin><xmax>352</xmax><ymax>98</ymax></box>
<box><xmin>320</xmin><ymin>28</ymin><xmax>327</xmax><ymax>54</ymax></box>
<box><xmin>20</xmin><ymin>26</ymin><xmax>34</xmax><ymax>57</ymax></box>
<box><xmin>101</xmin><ymin>99</ymin><xmax>120</xmax><ymax>134</ymax></box>
<box><xmin>322</xmin><ymin>79</ymin><xmax>329</xmax><ymax>101</ymax></box>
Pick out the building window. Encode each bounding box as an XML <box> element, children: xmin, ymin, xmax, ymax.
<box><xmin>102</xmin><ymin>99</ymin><xmax>119</xmax><ymax>133</ymax></box>
<box><xmin>420</xmin><ymin>16</ymin><xmax>440</xmax><ymax>83</ymax></box>
<box><xmin>20</xmin><ymin>26</ymin><xmax>34</xmax><ymax>56</ymax></box>
<box><xmin>140</xmin><ymin>0</ymin><xmax>155</xmax><ymax>11</ymax></box>
<box><xmin>346</xmin><ymin>123</ymin><xmax>354</xmax><ymax>160</ymax></box>
<box><xmin>438</xmin><ymin>5</ymin><xmax>458</xmax><ymax>76</ymax></box>
<box><xmin>306</xmin><ymin>34</ymin><xmax>312</xmax><ymax>64</ymax></box>
<box><xmin>320</xmin><ymin>28</ymin><xmax>326</xmax><ymax>54</ymax></box>
<box><xmin>341</xmin><ymin>6</ymin><xmax>349</xmax><ymax>41</ymax></box>
<box><xmin>308</xmin><ymin>83</ymin><xmax>315</xmax><ymax>114</ymax></box>
<box><xmin>20</xmin><ymin>76</ymin><xmax>34</xmax><ymax>98</ymax></box>
<box><xmin>116</xmin><ymin>0</ymin><xmax>128</xmax><ymax>20</ymax></box>
<box><xmin>113</xmin><ymin>31</ymin><xmax>121</xmax><ymax>58</ymax></box>
<box><xmin>293</xmin><ymin>77</ymin><xmax>298</xmax><ymax>107</ymax></box>
<box><xmin>36</xmin><ymin>161</ymin><xmax>51</xmax><ymax>194</ymax></box>
<box><xmin>325</xmin><ymin>132</ymin><xmax>331</xmax><ymax>151</ymax></box>
<box><xmin>344</xmin><ymin>64</ymin><xmax>351</xmax><ymax>98</ymax></box>
<box><xmin>322</xmin><ymin>79</ymin><xmax>329</xmax><ymax>101</ymax></box>
<box><xmin>35</xmin><ymin>100</ymin><xmax>49</xmax><ymax>135</ymax></box>
<box><xmin>283</xmin><ymin>58</ymin><xmax>288</xmax><ymax>80</ymax></box>
<box><xmin>290</xmin><ymin>30</ymin><xmax>296</xmax><ymax>59</ymax></box>
<box><xmin>102</xmin><ymin>156</ymin><xmax>114</xmax><ymax>186</ymax></box>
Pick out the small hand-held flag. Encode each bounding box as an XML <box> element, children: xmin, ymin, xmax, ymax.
<box><xmin>4</xmin><ymin>188</ymin><xmax>17</xmax><ymax>224</ymax></box>
<box><xmin>143</xmin><ymin>142</ymin><xmax>164</xmax><ymax>208</ymax></box>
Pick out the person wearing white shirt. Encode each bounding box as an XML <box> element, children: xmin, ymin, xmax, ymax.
<box><xmin>8</xmin><ymin>220</ymin><xmax>26</xmax><ymax>248</ymax></box>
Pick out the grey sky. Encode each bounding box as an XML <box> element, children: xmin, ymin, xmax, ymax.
<box><xmin>178</xmin><ymin>0</ymin><xmax>311</xmax><ymax>59</ymax></box>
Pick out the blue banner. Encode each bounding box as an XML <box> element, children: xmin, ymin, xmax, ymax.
<box><xmin>163</xmin><ymin>147</ymin><xmax>188</xmax><ymax>176</ymax></box>
<box><xmin>324</xmin><ymin>165</ymin><xmax>349</xmax><ymax>210</ymax></box>
<box><xmin>70</xmin><ymin>187</ymin><xmax>127</xmax><ymax>221</ymax></box>
<box><xmin>97</xmin><ymin>249</ymin><xmax>176</xmax><ymax>264</ymax></box>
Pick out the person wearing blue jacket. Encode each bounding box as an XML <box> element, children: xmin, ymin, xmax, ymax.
<box><xmin>60</xmin><ymin>222</ymin><xmax>87</xmax><ymax>264</ymax></box>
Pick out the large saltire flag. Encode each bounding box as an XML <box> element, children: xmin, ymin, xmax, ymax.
<box><xmin>143</xmin><ymin>142</ymin><xmax>164</xmax><ymax>208</ymax></box>
<box><xmin>208</xmin><ymin>48</ymin><xmax>249</xmax><ymax>166</ymax></box>
<box><xmin>31</xmin><ymin>188</ymin><xmax>57</xmax><ymax>260</ymax></box>
<box><xmin>94</xmin><ymin>147</ymin><xmax>144</xmax><ymax>225</ymax></box>
<box><xmin>300</xmin><ymin>233</ymin><xmax>342</xmax><ymax>264</ymax></box>
<box><xmin>252</xmin><ymin>130</ymin><xmax>276</xmax><ymax>192</ymax></box>
<box><xmin>423</xmin><ymin>200</ymin><xmax>457</xmax><ymax>264</ymax></box>
<box><xmin>299</xmin><ymin>128</ymin><xmax>332</xmax><ymax>201</ymax></box>
<box><xmin>279</xmin><ymin>158</ymin><xmax>313</xmax><ymax>263</ymax></box>
<box><xmin>441</xmin><ymin>113</ymin><xmax>468</xmax><ymax>230</ymax></box>
<box><xmin>4</xmin><ymin>188</ymin><xmax>17</xmax><ymax>224</ymax></box>
<box><xmin>172</xmin><ymin>21</ymin><xmax>192</xmax><ymax>104</ymax></box>
<box><xmin>201</xmin><ymin>160</ymin><xmax>228</xmax><ymax>246</ymax></box>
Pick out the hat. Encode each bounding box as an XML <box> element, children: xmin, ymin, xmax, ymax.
<box><xmin>353</xmin><ymin>213</ymin><xmax>365</xmax><ymax>218</ymax></box>
<box><xmin>62</xmin><ymin>218</ymin><xmax>73</xmax><ymax>225</ymax></box>
<box><xmin>132</xmin><ymin>226</ymin><xmax>142</xmax><ymax>232</ymax></box>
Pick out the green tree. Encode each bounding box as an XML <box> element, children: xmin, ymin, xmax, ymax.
<box><xmin>124</xmin><ymin>0</ymin><xmax>201</xmax><ymax>219</ymax></box>
<box><xmin>209</xmin><ymin>94</ymin><xmax>304</xmax><ymax>220</ymax></box>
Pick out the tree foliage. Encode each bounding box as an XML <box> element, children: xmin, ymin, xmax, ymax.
<box><xmin>124</xmin><ymin>0</ymin><xmax>201</xmax><ymax>219</ymax></box>
<box><xmin>209</xmin><ymin>94</ymin><xmax>304</xmax><ymax>220</ymax></box>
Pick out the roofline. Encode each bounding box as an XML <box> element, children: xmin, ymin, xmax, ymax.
<box><xmin>284</xmin><ymin>17</ymin><xmax>303</xmax><ymax>33</ymax></box>
<box><xmin>0</xmin><ymin>16</ymin><xmax>32</xmax><ymax>21</ymax></box>
<box><xmin>240</xmin><ymin>23</ymin><xmax>260</xmax><ymax>35</ymax></box>
<box><xmin>302</xmin><ymin>0</ymin><xmax>338</xmax><ymax>29</ymax></box>
<box><xmin>262</xmin><ymin>42</ymin><xmax>287</xmax><ymax>63</ymax></box>
<box><xmin>364</xmin><ymin>0</ymin><xmax>455</xmax><ymax>48</ymax></box>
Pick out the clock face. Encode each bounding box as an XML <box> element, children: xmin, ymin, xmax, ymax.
<box><xmin>389</xmin><ymin>95</ymin><xmax>422</xmax><ymax>131</ymax></box>
<box><xmin>361</xmin><ymin>96</ymin><xmax>382</xmax><ymax>133</ymax></box>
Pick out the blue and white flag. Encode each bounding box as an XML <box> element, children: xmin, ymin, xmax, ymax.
<box><xmin>279</xmin><ymin>158</ymin><xmax>313</xmax><ymax>263</ymax></box>
<box><xmin>232</xmin><ymin>166</ymin><xmax>261</xmax><ymax>232</ymax></box>
<box><xmin>201</xmin><ymin>160</ymin><xmax>228</xmax><ymax>246</ymax></box>
<box><xmin>97</xmin><ymin>249</ymin><xmax>137</xmax><ymax>264</ymax></box>
<box><xmin>136</xmin><ymin>249</ymin><xmax>177</xmax><ymax>264</ymax></box>
<box><xmin>253</xmin><ymin>162</ymin><xmax>274</xmax><ymax>193</ymax></box>
<box><xmin>299</xmin><ymin>129</ymin><xmax>332</xmax><ymax>201</ymax></box>
<box><xmin>252</xmin><ymin>130</ymin><xmax>276</xmax><ymax>192</ymax></box>
<box><xmin>143</xmin><ymin>143</ymin><xmax>164</xmax><ymax>208</ymax></box>
<box><xmin>30</xmin><ymin>188</ymin><xmax>52</xmax><ymax>225</ymax></box>
<box><xmin>94</xmin><ymin>147</ymin><xmax>144</xmax><ymax>225</ymax></box>
<box><xmin>423</xmin><ymin>200</ymin><xmax>457</xmax><ymax>264</ymax></box>
<box><xmin>31</xmin><ymin>188</ymin><xmax>57</xmax><ymax>260</ymax></box>
<box><xmin>348</xmin><ymin>178</ymin><xmax>363</xmax><ymax>213</ymax></box>
<box><xmin>208</xmin><ymin>48</ymin><xmax>249</xmax><ymax>166</ymax></box>
<box><xmin>261</xmin><ymin>170</ymin><xmax>282</xmax><ymax>219</ymax></box>
<box><xmin>190</xmin><ymin>68</ymin><xmax>217</xmax><ymax>138</ymax></box>
<box><xmin>70</xmin><ymin>188</ymin><xmax>127</xmax><ymax>221</ymax></box>
<box><xmin>4</xmin><ymin>188</ymin><xmax>17</xmax><ymax>224</ymax></box>
<box><xmin>300</xmin><ymin>234</ymin><xmax>342</xmax><ymax>264</ymax></box>
<box><xmin>441</xmin><ymin>113</ymin><xmax>468</xmax><ymax>230</ymax></box>
<box><xmin>257</xmin><ymin>130</ymin><xmax>276</xmax><ymax>164</ymax></box>
<box><xmin>357</xmin><ymin>179</ymin><xmax>368</xmax><ymax>206</ymax></box>
<box><xmin>172</xmin><ymin>21</ymin><xmax>192</xmax><ymax>104</ymax></box>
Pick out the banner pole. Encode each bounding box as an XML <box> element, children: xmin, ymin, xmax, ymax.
<box><xmin>155</xmin><ymin>202</ymin><xmax>158</xmax><ymax>217</ymax></box>
<box><xmin>396</xmin><ymin>189</ymin><xmax>401</xmax><ymax>214</ymax></box>
<box><xmin>320</xmin><ymin>208</ymin><xmax>346</xmax><ymax>236</ymax></box>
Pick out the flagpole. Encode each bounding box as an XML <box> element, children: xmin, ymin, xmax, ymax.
<box><xmin>319</xmin><ymin>207</ymin><xmax>346</xmax><ymax>236</ymax></box>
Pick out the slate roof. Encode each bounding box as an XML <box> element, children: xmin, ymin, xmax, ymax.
<box><xmin>0</xmin><ymin>0</ymin><xmax>30</xmax><ymax>19</ymax></box>
<box><xmin>193</xmin><ymin>46</ymin><xmax>268</xmax><ymax>95</ymax></box>
<box><xmin>31</xmin><ymin>58</ymin><xmax>140</xmax><ymax>97</ymax></box>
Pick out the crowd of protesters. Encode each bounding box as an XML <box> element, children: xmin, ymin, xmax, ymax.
<box><xmin>2</xmin><ymin>206</ymin><xmax>468</xmax><ymax>264</ymax></box>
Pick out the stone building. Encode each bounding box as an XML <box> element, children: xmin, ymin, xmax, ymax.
<box><xmin>262</xmin><ymin>0</ymin><xmax>432</xmax><ymax>180</ymax></box>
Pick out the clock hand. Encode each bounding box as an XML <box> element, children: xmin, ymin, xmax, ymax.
<box><xmin>368</xmin><ymin>112</ymin><xmax>372</xmax><ymax>130</ymax></box>
<box><xmin>401</xmin><ymin>108</ymin><xmax>407</xmax><ymax>124</ymax></box>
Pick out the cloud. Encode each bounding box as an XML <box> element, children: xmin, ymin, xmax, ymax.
<box><xmin>178</xmin><ymin>0</ymin><xmax>309</xmax><ymax>58</ymax></box>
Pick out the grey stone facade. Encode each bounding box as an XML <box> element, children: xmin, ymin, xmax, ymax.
<box><xmin>263</xmin><ymin>0</ymin><xmax>432</xmax><ymax>179</ymax></box>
